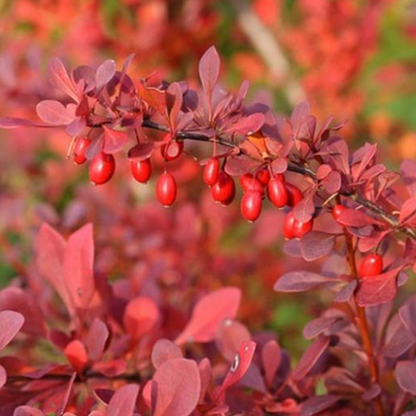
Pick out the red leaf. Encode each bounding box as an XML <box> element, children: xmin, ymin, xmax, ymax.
<box><xmin>166</xmin><ymin>82</ymin><xmax>183</xmax><ymax>128</ymax></box>
<box><xmin>0</xmin><ymin>310</ymin><xmax>24</xmax><ymax>351</ymax></box>
<box><xmin>64</xmin><ymin>223</ymin><xmax>95</xmax><ymax>309</ymax></box>
<box><xmin>292</xmin><ymin>336</ymin><xmax>330</xmax><ymax>380</ymax></box>
<box><xmin>395</xmin><ymin>361</ymin><xmax>416</xmax><ymax>395</ymax></box>
<box><xmin>103</xmin><ymin>126</ymin><xmax>129</xmax><ymax>153</ymax></box>
<box><xmin>13</xmin><ymin>407</ymin><xmax>45</xmax><ymax>416</ymax></box>
<box><xmin>64</xmin><ymin>340</ymin><xmax>88</xmax><ymax>374</ymax></box>
<box><xmin>151</xmin><ymin>339</ymin><xmax>183</xmax><ymax>369</ymax></box>
<box><xmin>303</xmin><ymin>316</ymin><xmax>342</xmax><ymax>340</ymax></box>
<box><xmin>107</xmin><ymin>384</ymin><xmax>140</xmax><ymax>416</ymax></box>
<box><xmin>0</xmin><ymin>288</ymin><xmax>45</xmax><ymax>336</ymax></box>
<box><xmin>36</xmin><ymin>100</ymin><xmax>76</xmax><ymax>125</ymax></box>
<box><xmin>0</xmin><ymin>364</ymin><xmax>6</xmax><ymax>389</ymax></box>
<box><xmin>399</xmin><ymin>196</ymin><xmax>416</xmax><ymax>225</ymax></box>
<box><xmin>86</xmin><ymin>318</ymin><xmax>109</xmax><ymax>361</ymax></box>
<box><xmin>152</xmin><ymin>358</ymin><xmax>201</xmax><ymax>416</ymax></box>
<box><xmin>293</xmin><ymin>192</ymin><xmax>315</xmax><ymax>223</ymax></box>
<box><xmin>274</xmin><ymin>271</ymin><xmax>338</xmax><ymax>293</ymax></box>
<box><xmin>262</xmin><ymin>340</ymin><xmax>281</xmax><ymax>387</ymax></box>
<box><xmin>300</xmin><ymin>232</ymin><xmax>335</xmax><ymax>262</ymax></box>
<box><xmin>139</xmin><ymin>85</ymin><xmax>167</xmax><ymax>116</ymax></box>
<box><xmin>47</xmin><ymin>57</ymin><xmax>78</xmax><ymax>102</ymax></box>
<box><xmin>175</xmin><ymin>287</ymin><xmax>241</xmax><ymax>345</ymax></box>
<box><xmin>36</xmin><ymin>223</ymin><xmax>74</xmax><ymax>316</ymax></box>
<box><xmin>356</xmin><ymin>266</ymin><xmax>404</xmax><ymax>307</ymax></box>
<box><xmin>224</xmin><ymin>155</ymin><xmax>260</xmax><ymax>177</ymax></box>
<box><xmin>216</xmin><ymin>319</ymin><xmax>251</xmax><ymax>361</ymax></box>
<box><xmin>336</xmin><ymin>209</ymin><xmax>382</xmax><ymax>227</ymax></box>
<box><xmin>127</xmin><ymin>142</ymin><xmax>156</xmax><ymax>161</ymax></box>
<box><xmin>96</xmin><ymin>60</ymin><xmax>116</xmax><ymax>89</ymax></box>
<box><xmin>399</xmin><ymin>298</ymin><xmax>416</xmax><ymax>338</ymax></box>
<box><xmin>300</xmin><ymin>395</ymin><xmax>340</xmax><ymax>416</ymax></box>
<box><xmin>218</xmin><ymin>341</ymin><xmax>256</xmax><ymax>394</ymax></box>
<box><xmin>123</xmin><ymin>297</ymin><xmax>160</xmax><ymax>341</ymax></box>
<box><xmin>226</xmin><ymin>113</ymin><xmax>265</xmax><ymax>135</ymax></box>
<box><xmin>199</xmin><ymin>46</ymin><xmax>220</xmax><ymax>99</ymax></box>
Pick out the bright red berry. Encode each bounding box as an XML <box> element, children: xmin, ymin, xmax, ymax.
<box><xmin>131</xmin><ymin>158</ymin><xmax>152</xmax><ymax>183</ymax></box>
<box><xmin>73</xmin><ymin>137</ymin><xmax>91</xmax><ymax>165</ymax></box>
<box><xmin>156</xmin><ymin>172</ymin><xmax>177</xmax><ymax>206</ymax></box>
<box><xmin>359</xmin><ymin>253</ymin><xmax>383</xmax><ymax>278</ymax></box>
<box><xmin>283</xmin><ymin>211</ymin><xmax>296</xmax><ymax>240</ymax></box>
<box><xmin>211</xmin><ymin>171</ymin><xmax>235</xmax><ymax>205</ymax></box>
<box><xmin>283</xmin><ymin>211</ymin><xmax>313</xmax><ymax>239</ymax></box>
<box><xmin>286</xmin><ymin>183</ymin><xmax>304</xmax><ymax>207</ymax></box>
<box><xmin>267</xmin><ymin>176</ymin><xmax>288</xmax><ymax>208</ymax></box>
<box><xmin>161</xmin><ymin>141</ymin><xmax>184</xmax><ymax>161</ymax></box>
<box><xmin>332</xmin><ymin>204</ymin><xmax>346</xmax><ymax>220</ymax></box>
<box><xmin>203</xmin><ymin>158</ymin><xmax>220</xmax><ymax>187</ymax></box>
<box><xmin>240</xmin><ymin>174</ymin><xmax>264</xmax><ymax>193</ymax></box>
<box><xmin>256</xmin><ymin>168</ymin><xmax>271</xmax><ymax>186</ymax></box>
<box><xmin>89</xmin><ymin>152</ymin><xmax>115</xmax><ymax>185</ymax></box>
<box><xmin>241</xmin><ymin>191</ymin><xmax>262</xmax><ymax>222</ymax></box>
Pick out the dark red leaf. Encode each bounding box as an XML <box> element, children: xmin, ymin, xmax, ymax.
<box><xmin>152</xmin><ymin>358</ymin><xmax>200</xmax><ymax>416</ymax></box>
<box><xmin>47</xmin><ymin>57</ymin><xmax>78</xmax><ymax>102</ymax></box>
<box><xmin>199</xmin><ymin>46</ymin><xmax>220</xmax><ymax>99</ymax></box>
<box><xmin>303</xmin><ymin>317</ymin><xmax>341</xmax><ymax>340</ymax></box>
<box><xmin>107</xmin><ymin>384</ymin><xmax>140</xmax><ymax>416</ymax></box>
<box><xmin>102</xmin><ymin>126</ymin><xmax>129</xmax><ymax>153</ymax></box>
<box><xmin>383</xmin><ymin>316</ymin><xmax>415</xmax><ymax>357</ymax></box>
<box><xmin>356</xmin><ymin>266</ymin><xmax>404</xmax><ymax>307</ymax></box>
<box><xmin>64</xmin><ymin>223</ymin><xmax>95</xmax><ymax>310</ymax></box>
<box><xmin>293</xmin><ymin>192</ymin><xmax>315</xmax><ymax>223</ymax></box>
<box><xmin>127</xmin><ymin>142</ymin><xmax>156</xmax><ymax>161</ymax></box>
<box><xmin>86</xmin><ymin>318</ymin><xmax>109</xmax><ymax>361</ymax></box>
<box><xmin>333</xmin><ymin>281</ymin><xmax>357</xmax><ymax>303</ymax></box>
<box><xmin>274</xmin><ymin>271</ymin><xmax>338</xmax><ymax>293</ymax></box>
<box><xmin>300</xmin><ymin>395</ymin><xmax>340</xmax><ymax>416</ymax></box>
<box><xmin>96</xmin><ymin>60</ymin><xmax>116</xmax><ymax>89</ymax></box>
<box><xmin>139</xmin><ymin>85</ymin><xmax>167</xmax><ymax>116</ymax></box>
<box><xmin>261</xmin><ymin>340</ymin><xmax>281</xmax><ymax>387</ymax></box>
<box><xmin>395</xmin><ymin>361</ymin><xmax>416</xmax><ymax>395</ymax></box>
<box><xmin>175</xmin><ymin>287</ymin><xmax>241</xmax><ymax>345</ymax></box>
<box><xmin>224</xmin><ymin>155</ymin><xmax>260</xmax><ymax>177</ymax></box>
<box><xmin>292</xmin><ymin>336</ymin><xmax>330</xmax><ymax>380</ymax></box>
<box><xmin>399</xmin><ymin>298</ymin><xmax>416</xmax><ymax>339</ymax></box>
<box><xmin>336</xmin><ymin>208</ymin><xmax>382</xmax><ymax>227</ymax></box>
<box><xmin>0</xmin><ymin>310</ymin><xmax>24</xmax><ymax>351</ymax></box>
<box><xmin>0</xmin><ymin>364</ymin><xmax>6</xmax><ymax>389</ymax></box>
<box><xmin>300</xmin><ymin>231</ymin><xmax>335</xmax><ymax>262</ymax></box>
<box><xmin>226</xmin><ymin>113</ymin><xmax>265</xmax><ymax>135</ymax></box>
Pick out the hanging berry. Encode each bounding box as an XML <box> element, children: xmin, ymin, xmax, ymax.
<box><xmin>89</xmin><ymin>152</ymin><xmax>116</xmax><ymax>185</ymax></box>
<box><xmin>131</xmin><ymin>158</ymin><xmax>152</xmax><ymax>183</ymax></box>
<box><xmin>286</xmin><ymin>183</ymin><xmax>304</xmax><ymax>207</ymax></box>
<box><xmin>156</xmin><ymin>172</ymin><xmax>177</xmax><ymax>207</ymax></box>
<box><xmin>211</xmin><ymin>171</ymin><xmax>236</xmax><ymax>205</ymax></box>
<box><xmin>359</xmin><ymin>253</ymin><xmax>383</xmax><ymax>278</ymax></box>
<box><xmin>203</xmin><ymin>158</ymin><xmax>220</xmax><ymax>187</ymax></box>
<box><xmin>73</xmin><ymin>137</ymin><xmax>91</xmax><ymax>165</ymax></box>
<box><xmin>241</xmin><ymin>191</ymin><xmax>262</xmax><ymax>222</ymax></box>
<box><xmin>240</xmin><ymin>174</ymin><xmax>264</xmax><ymax>193</ymax></box>
<box><xmin>267</xmin><ymin>176</ymin><xmax>288</xmax><ymax>208</ymax></box>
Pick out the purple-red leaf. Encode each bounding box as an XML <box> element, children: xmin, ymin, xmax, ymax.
<box><xmin>36</xmin><ymin>100</ymin><xmax>75</xmax><ymax>125</ymax></box>
<box><xmin>151</xmin><ymin>339</ymin><xmax>183</xmax><ymax>369</ymax></box>
<box><xmin>64</xmin><ymin>223</ymin><xmax>95</xmax><ymax>310</ymax></box>
<box><xmin>103</xmin><ymin>126</ymin><xmax>129</xmax><ymax>153</ymax></box>
<box><xmin>336</xmin><ymin>208</ymin><xmax>382</xmax><ymax>227</ymax></box>
<box><xmin>107</xmin><ymin>384</ymin><xmax>140</xmax><ymax>416</ymax></box>
<box><xmin>47</xmin><ymin>57</ymin><xmax>78</xmax><ymax>102</ymax></box>
<box><xmin>226</xmin><ymin>113</ymin><xmax>265</xmax><ymax>135</ymax></box>
<box><xmin>86</xmin><ymin>318</ymin><xmax>109</xmax><ymax>361</ymax></box>
<box><xmin>175</xmin><ymin>287</ymin><xmax>241</xmax><ymax>345</ymax></box>
<box><xmin>356</xmin><ymin>266</ymin><xmax>404</xmax><ymax>307</ymax></box>
<box><xmin>395</xmin><ymin>361</ymin><xmax>416</xmax><ymax>395</ymax></box>
<box><xmin>199</xmin><ymin>46</ymin><xmax>220</xmax><ymax>99</ymax></box>
<box><xmin>127</xmin><ymin>142</ymin><xmax>156</xmax><ymax>161</ymax></box>
<box><xmin>274</xmin><ymin>271</ymin><xmax>337</xmax><ymax>293</ymax></box>
<box><xmin>0</xmin><ymin>310</ymin><xmax>24</xmax><ymax>351</ymax></box>
<box><xmin>300</xmin><ymin>395</ymin><xmax>340</xmax><ymax>416</ymax></box>
<box><xmin>216</xmin><ymin>319</ymin><xmax>251</xmax><ymax>361</ymax></box>
<box><xmin>300</xmin><ymin>231</ymin><xmax>335</xmax><ymax>262</ymax></box>
<box><xmin>96</xmin><ymin>60</ymin><xmax>116</xmax><ymax>89</ymax></box>
<box><xmin>152</xmin><ymin>358</ymin><xmax>201</xmax><ymax>416</ymax></box>
<box><xmin>262</xmin><ymin>340</ymin><xmax>281</xmax><ymax>387</ymax></box>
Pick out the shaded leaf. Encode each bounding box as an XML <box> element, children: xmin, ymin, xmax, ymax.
<box><xmin>86</xmin><ymin>318</ymin><xmax>109</xmax><ymax>361</ymax></box>
<box><xmin>151</xmin><ymin>339</ymin><xmax>182</xmax><ymax>369</ymax></box>
<box><xmin>103</xmin><ymin>126</ymin><xmax>129</xmax><ymax>153</ymax></box>
<box><xmin>261</xmin><ymin>340</ymin><xmax>281</xmax><ymax>387</ymax></box>
<box><xmin>300</xmin><ymin>395</ymin><xmax>340</xmax><ymax>416</ymax></box>
<box><xmin>0</xmin><ymin>310</ymin><xmax>24</xmax><ymax>351</ymax></box>
<box><xmin>401</xmin><ymin>159</ymin><xmax>416</xmax><ymax>197</ymax></box>
<box><xmin>303</xmin><ymin>317</ymin><xmax>342</xmax><ymax>340</ymax></box>
<box><xmin>107</xmin><ymin>384</ymin><xmax>140</xmax><ymax>416</ymax></box>
<box><xmin>333</xmin><ymin>281</ymin><xmax>357</xmax><ymax>303</ymax></box>
<box><xmin>216</xmin><ymin>319</ymin><xmax>251</xmax><ymax>361</ymax></box>
<box><xmin>274</xmin><ymin>271</ymin><xmax>337</xmax><ymax>293</ymax></box>
<box><xmin>336</xmin><ymin>209</ymin><xmax>382</xmax><ymax>227</ymax></box>
<box><xmin>127</xmin><ymin>142</ymin><xmax>156</xmax><ymax>161</ymax></box>
<box><xmin>226</xmin><ymin>113</ymin><xmax>265</xmax><ymax>135</ymax></box>
<box><xmin>395</xmin><ymin>361</ymin><xmax>416</xmax><ymax>395</ymax></box>
<box><xmin>0</xmin><ymin>364</ymin><xmax>6</xmax><ymax>389</ymax></box>
<box><xmin>300</xmin><ymin>231</ymin><xmax>335</xmax><ymax>262</ymax></box>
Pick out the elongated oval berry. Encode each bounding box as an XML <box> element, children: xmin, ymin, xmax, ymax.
<box><xmin>241</xmin><ymin>191</ymin><xmax>262</xmax><ymax>222</ymax></box>
<box><xmin>73</xmin><ymin>137</ymin><xmax>91</xmax><ymax>165</ymax></box>
<box><xmin>256</xmin><ymin>168</ymin><xmax>270</xmax><ymax>186</ymax></box>
<box><xmin>131</xmin><ymin>158</ymin><xmax>152</xmax><ymax>183</ymax></box>
<box><xmin>283</xmin><ymin>211</ymin><xmax>296</xmax><ymax>240</ymax></box>
<box><xmin>267</xmin><ymin>177</ymin><xmax>288</xmax><ymax>208</ymax></box>
<box><xmin>161</xmin><ymin>141</ymin><xmax>184</xmax><ymax>161</ymax></box>
<box><xmin>89</xmin><ymin>152</ymin><xmax>115</xmax><ymax>185</ymax></box>
<box><xmin>211</xmin><ymin>172</ymin><xmax>235</xmax><ymax>205</ymax></box>
<box><xmin>240</xmin><ymin>174</ymin><xmax>264</xmax><ymax>193</ymax></box>
<box><xmin>358</xmin><ymin>253</ymin><xmax>383</xmax><ymax>278</ymax></box>
<box><xmin>286</xmin><ymin>183</ymin><xmax>303</xmax><ymax>207</ymax></box>
<box><xmin>332</xmin><ymin>204</ymin><xmax>346</xmax><ymax>220</ymax></box>
<box><xmin>203</xmin><ymin>158</ymin><xmax>220</xmax><ymax>187</ymax></box>
<box><xmin>156</xmin><ymin>172</ymin><xmax>177</xmax><ymax>207</ymax></box>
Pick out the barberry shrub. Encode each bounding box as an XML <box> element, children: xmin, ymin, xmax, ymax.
<box><xmin>1</xmin><ymin>46</ymin><xmax>416</xmax><ymax>415</ymax></box>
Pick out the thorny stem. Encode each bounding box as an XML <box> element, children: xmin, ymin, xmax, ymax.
<box><xmin>142</xmin><ymin>119</ymin><xmax>416</xmax><ymax>241</ymax></box>
<box><xmin>342</xmin><ymin>217</ymin><xmax>385</xmax><ymax>416</ymax></box>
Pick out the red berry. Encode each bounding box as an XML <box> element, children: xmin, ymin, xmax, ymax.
<box><xmin>256</xmin><ymin>168</ymin><xmax>271</xmax><ymax>186</ymax></box>
<box><xmin>73</xmin><ymin>137</ymin><xmax>91</xmax><ymax>165</ymax></box>
<box><xmin>283</xmin><ymin>211</ymin><xmax>313</xmax><ymax>239</ymax></box>
<box><xmin>89</xmin><ymin>152</ymin><xmax>115</xmax><ymax>185</ymax></box>
<box><xmin>332</xmin><ymin>204</ymin><xmax>346</xmax><ymax>220</ymax></box>
<box><xmin>283</xmin><ymin>211</ymin><xmax>296</xmax><ymax>240</ymax></box>
<box><xmin>131</xmin><ymin>158</ymin><xmax>152</xmax><ymax>183</ymax></box>
<box><xmin>211</xmin><ymin>172</ymin><xmax>235</xmax><ymax>205</ymax></box>
<box><xmin>241</xmin><ymin>191</ymin><xmax>262</xmax><ymax>222</ymax></box>
<box><xmin>359</xmin><ymin>253</ymin><xmax>383</xmax><ymax>278</ymax></box>
<box><xmin>161</xmin><ymin>141</ymin><xmax>184</xmax><ymax>161</ymax></box>
<box><xmin>286</xmin><ymin>183</ymin><xmax>303</xmax><ymax>207</ymax></box>
<box><xmin>267</xmin><ymin>177</ymin><xmax>288</xmax><ymax>208</ymax></box>
<box><xmin>293</xmin><ymin>216</ymin><xmax>313</xmax><ymax>239</ymax></box>
<box><xmin>240</xmin><ymin>174</ymin><xmax>264</xmax><ymax>193</ymax></box>
<box><xmin>203</xmin><ymin>158</ymin><xmax>220</xmax><ymax>187</ymax></box>
<box><xmin>156</xmin><ymin>172</ymin><xmax>177</xmax><ymax>206</ymax></box>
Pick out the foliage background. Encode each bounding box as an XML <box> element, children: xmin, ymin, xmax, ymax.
<box><xmin>1</xmin><ymin>0</ymin><xmax>416</xmax><ymax>361</ymax></box>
